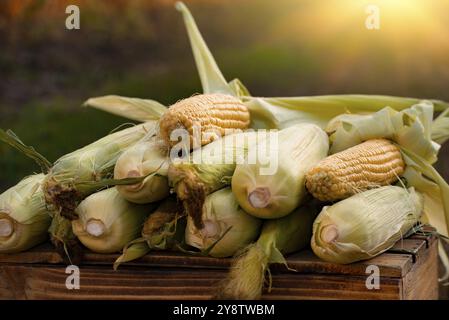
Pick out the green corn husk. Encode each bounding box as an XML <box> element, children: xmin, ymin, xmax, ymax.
<box><xmin>168</xmin><ymin>130</ymin><xmax>267</xmax><ymax>229</ymax></box>
<box><xmin>216</xmin><ymin>202</ymin><xmax>319</xmax><ymax>300</ymax></box>
<box><xmin>185</xmin><ymin>188</ymin><xmax>262</xmax><ymax>258</ymax></box>
<box><xmin>44</xmin><ymin>121</ymin><xmax>157</xmax><ymax>219</ymax></box>
<box><xmin>431</xmin><ymin>108</ymin><xmax>449</xmax><ymax>145</ymax></box>
<box><xmin>243</xmin><ymin>96</ymin><xmax>449</xmax><ymax>130</ymax></box>
<box><xmin>232</xmin><ymin>123</ymin><xmax>328</xmax><ymax>219</ymax></box>
<box><xmin>83</xmin><ymin>95</ymin><xmax>167</xmax><ymax>123</ymax></box>
<box><xmin>114</xmin><ymin>135</ymin><xmax>170</xmax><ymax>204</ymax></box>
<box><xmin>114</xmin><ymin>196</ymin><xmax>186</xmax><ymax>270</ymax></box>
<box><xmin>311</xmin><ymin>186</ymin><xmax>423</xmax><ymax>264</ymax></box>
<box><xmin>72</xmin><ymin>188</ymin><xmax>155</xmax><ymax>254</ymax></box>
<box><xmin>0</xmin><ymin>174</ymin><xmax>52</xmax><ymax>253</ymax></box>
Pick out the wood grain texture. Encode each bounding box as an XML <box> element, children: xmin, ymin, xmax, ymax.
<box><xmin>0</xmin><ymin>228</ymin><xmax>438</xmax><ymax>300</ymax></box>
<box><xmin>0</xmin><ymin>265</ymin><xmax>404</xmax><ymax>300</ymax></box>
<box><xmin>402</xmin><ymin>240</ymin><xmax>439</xmax><ymax>299</ymax></box>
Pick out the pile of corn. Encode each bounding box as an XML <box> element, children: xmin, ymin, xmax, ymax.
<box><xmin>1</xmin><ymin>2</ymin><xmax>449</xmax><ymax>300</ymax></box>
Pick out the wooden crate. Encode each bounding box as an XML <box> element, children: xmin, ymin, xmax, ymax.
<box><xmin>0</xmin><ymin>230</ymin><xmax>438</xmax><ymax>300</ymax></box>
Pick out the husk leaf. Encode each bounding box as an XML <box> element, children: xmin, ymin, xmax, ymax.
<box><xmin>115</xmin><ymin>135</ymin><xmax>170</xmax><ymax>204</ymax></box>
<box><xmin>232</xmin><ymin>123</ymin><xmax>328</xmax><ymax>219</ymax></box>
<box><xmin>311</xmin><ymin>186</ymin><xmax>422</xmax><ymax>264</ymax></box>
<box><xmin>185</xmin><ymin>188</ymin><xmax>262</xmax><ymax>258</ymax></box>
<box><xmin>83</xmin><ymin>95</ymin><xmax>167</xmax><ymax>122</ymax></box>
<box><xmin>0</xmin><ymin>174</ymin><xmax>52</xmax><ymax>253</ymax></box>
<box><xmin>72</xmin><ymin>188</ymin><xmax>155</xmax><ymax>253</ymax></box>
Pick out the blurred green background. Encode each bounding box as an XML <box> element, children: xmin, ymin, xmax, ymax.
<box><xmin>1</xmin><ymin>0</ymin><xmax>449</xmax><ymax>191</ymax></box>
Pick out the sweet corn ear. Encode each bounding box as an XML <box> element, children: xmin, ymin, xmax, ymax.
<box><xmin>306</xmin><ymin>139</ymin><xmax>405</xmax><ymax>201</ymax></box>
<box><xmin>158</xmin><ymin>93</ymin><xmax>250</xmax><ymax>148</ymax></box>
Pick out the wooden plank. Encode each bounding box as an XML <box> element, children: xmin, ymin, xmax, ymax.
<box><xmin>0</xmin><ymin>242</ymin><xmax>419</xmax><ymax>278</ymax></box>
<box><xmin>0</xmin><ymin>264</ymin><xmax>403</xmax><ymax>300</ymax></box>
<box><xmin>276</xmin><ymin>249</ymin><xmax>412</xmax><ymax>278</ymax></box>
<box><xmin>0</xmin><ymin>229</ymin><xmax>438</xmax><ymax>300</ymax></box>
<box><xmin>402</xmin><ymin>240</ymin><xmax>439</xmax><ymax>299</ymax></box>
<box><xmin>263</xmin><ymin>274</ymin><xmax>401</xmax><ymax>300</ymax></box>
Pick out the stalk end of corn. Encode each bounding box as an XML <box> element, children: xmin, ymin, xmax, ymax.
<box><xmin>320</xmin><ymin>224</ymin><xmax>339</xmax><ymax>243</ymax></box>
<box><xmin>248</xmin><ymin>187</ymin><xmax>271</xmax><ymax>209</ymax></box>
<box><xmin>86</xmin><ymin>219</ymin><xmax>106</xmax><ymax>238</ymax></box>
<box><xmin>0</xmin><ymin>217</ymin><xmax>14</xmax><ymax>238</ymax></box>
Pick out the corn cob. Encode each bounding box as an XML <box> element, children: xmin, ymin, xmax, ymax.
<box><xmin>185</xmin><ymin>188</ymin><xmax>262</xmax><ymax>258</ymax></box>
<box><xmin>158</xmin><ymin>93</ymin><xmax>250</xmax><ymax>148</ymax></box>
<box><xmin>72</xmin><ymin>188</ymin><xmax>155</xmax><ymax>253</ymax></box>
<box><xmin>311</xmin><ymin>186</ymin><xmax>422</xmax><ymax>264</ymax></box>
<box><xmin>306</xmin><ymin>139</ymin><xmax>405</xmax><ymax>202</ymax></box>
<box><xmin>232</xmin><ymin>123</ymin><xmax>329</xmax><ymax>219</ymax></box>
<box><xmin>114</xmin><ymin>136</ymin><xmax>170</xmax><ymax>204</ymax></box>
<box><xmin>0</xmin><ymin>174</ymin><xmax>52</xmax><ymax>253</ymax></box>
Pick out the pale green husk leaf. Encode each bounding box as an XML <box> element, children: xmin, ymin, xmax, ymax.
<box><xmin>185</xmin><ymin>188</ymin><xmax>262</xmax><ymax>258</ymax></box>
<box><xmin>72</xmin><ymin>188</ymin><xmax>154</xmax><ymax>253</ymax></box>
<box><xmin>83</xmin><ymin>95</ymin><xmax>167</xmax><ymax>122</ymax></box>
<box><xmin>311</xmin><ymin>186</ymin><xmax>422</xmax><ymax>264</ymax></box>
<box><xmin>0</xmin><ymin>174</ymin><xmax>51</xmax><ymax>253</ymax></box>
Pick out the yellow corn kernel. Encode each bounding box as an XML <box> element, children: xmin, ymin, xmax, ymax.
<box><xmin>306</xmin><ymin>139</ymin><xmax>405</xmax><ymax>201</ymax></box>
<box><xmin>158</xmin><ymin>93</ymin><xmax>250</xmax><ymax>148</ymax></box>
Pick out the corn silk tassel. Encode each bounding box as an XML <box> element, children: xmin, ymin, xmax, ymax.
<box><xmin>114</xmin><ymin>197</ymin><xmax>186</xmax><ymax>270</ymax></box>
<box><xmin>327</xmin><ymin>101</ymin><xmax>449</xmax><ymax>282</ymax></box>
<box><xmin>216</xmin><ymin>202</ymin><xmax>319</xmax><ymax>300</ymax></box>
<box><xmin>48</xmin><ymin>212</ymin><xmax>83</xmax><ymax>264</ymax></box>
<box><xmin>0</xmin><ymin>174</ymin><xmax>52</xmax><ymax>253</ymax></box>
<box><xmin>311</xmin><ymin>186</ymin><xmax>423</xmax><ymax>264</ymax></box>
